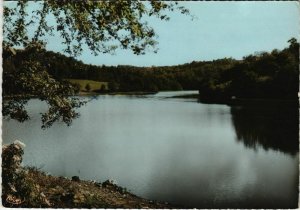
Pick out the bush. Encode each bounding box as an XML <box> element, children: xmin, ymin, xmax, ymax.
<box><xmin>2</xmin><ymin>141</ymin><xmax>47</xmax><ymax>207</ymax></box>
<box><xmin>85</xmin><ymin>83</ymin><xmax>91</xmax><ymax>92</ymax></box>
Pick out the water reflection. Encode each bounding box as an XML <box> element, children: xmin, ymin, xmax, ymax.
<box><xmin>230</xmin><ymin>100</ymin><xmax>299</xmax><ymax>156</ymax></box>
<box><xmin>2</xmin><ymin>93</ymin><xmax>299</xmax><ymax>208</ymax></box>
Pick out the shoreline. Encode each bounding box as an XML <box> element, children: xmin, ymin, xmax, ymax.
<box><xmin>4</xmin><ymin>91</ymin><xmax>298</xmax><ymax>106</ymax></box>
<box><xmin>78</xmin><ymin>90</ymin><xmax>158</xmax><ymax>96</ymax></box>
<box><xmin>2</xmin><ymin>91</ymin><xmax>159</xmax><ymax>100</ymax></box>
<box><xmin>168</xmin><ymin>93</ymin><xmax>298</xmax><ymax>104</ymax></box>
<box><xmin>2</xmin><ymin>142</ymin><xmax>179</xmax><ymax>208</ymax></box>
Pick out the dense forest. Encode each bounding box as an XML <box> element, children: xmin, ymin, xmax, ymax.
<box><xmin>3</xmin><ymin>38</ymin><xmax>299</xmax><ymax>101</ymax></box>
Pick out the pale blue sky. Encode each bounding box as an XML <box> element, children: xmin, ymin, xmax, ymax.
<box><xmin>6</xmin><ymin>1</ymin><xmax>300</xmax><ymax>67</ymax></box>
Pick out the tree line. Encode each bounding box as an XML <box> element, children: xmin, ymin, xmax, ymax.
<box><xmin>3</xmin><ymin>38</ymin><xmax>298</xmax><ymax>100</ymax></box>
<box><xmin>199</xmin><ymin>38</ymin><xmax>299</xmax><ymax>102</ymax></box>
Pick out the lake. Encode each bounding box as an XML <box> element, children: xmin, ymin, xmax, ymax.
<box><xmin>2</xmin><ymin>91</ymin><xmax>299</xmax><ymax>208</ymax></box>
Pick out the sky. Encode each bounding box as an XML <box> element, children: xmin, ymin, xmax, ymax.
<box><xmin>5</xmin><ymin>1</ymin><xmax>300</xmax><ymax>67</ymax></box>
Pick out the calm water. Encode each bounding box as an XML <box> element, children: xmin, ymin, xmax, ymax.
<box><xmin>2</xmin><ymin>91</ymin><xmax>299</xmax><ymax>208</ymax></box>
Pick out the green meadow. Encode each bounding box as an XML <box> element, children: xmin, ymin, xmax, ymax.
<box><xmin>66</xmin><ymin>79</ymin><xmax>108</xmax><ymax>92</ymax></box>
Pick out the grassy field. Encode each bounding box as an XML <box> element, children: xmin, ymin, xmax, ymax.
<box><xmin>66</xmin><ymin>79</ymin><xmax>108</xmax><ymax>92</ymax></box>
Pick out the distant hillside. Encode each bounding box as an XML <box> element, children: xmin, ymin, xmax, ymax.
<box><xmin>3</xmin><ymin>46</ymin><xmax>238</xmax><ymax>92</ymax></box>
<box><xmin>3</xmin><ymin>38</ymin><xmax>299</xmax><ymax>99</ymax></box>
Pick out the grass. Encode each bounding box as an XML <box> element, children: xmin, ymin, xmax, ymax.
<box><xmin>66</xmin><ymin>79</ymin><xmax>159</xmax><ymax>96</ymax></box>
<box><xmin>66</xmin><ymin>79</ymin><xmax>108</xmax><ymax>92</ymax></box>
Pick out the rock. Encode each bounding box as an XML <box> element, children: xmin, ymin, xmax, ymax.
<box><xmin>5</xmin><ymin>194</ymin><xmax>22</xmax><ymax>205</ymax></box>
<box><xmin>60</xmin><ymin>193</ymin><xmax>74</xmax><ymax>202</ymax></box>
<box><xmin>13</xmin><ymin>140</ymin><xmax>26</xmax><ymax>149</ymax></box>
<box><xmin>44</xmin><ymin>198</ymin><xmax>51</xmax><ymax>207</ymax></box>
<box><xmin>95</xmin><ymin>182</ymin><xmax>102</xmax><ymax>187</ymax></box>
<box><xmin>72</xmin><ymin>176</ymin><xmax>80</xmax><ymax>182</ymax></box>
<box><xmin>103</xmin><ymin>179</ymin><xmax>117</xmax><ymax>187</ymax></box>
<box><xmin>73</xmin><ymin>192</ymin><xmax>85</xmax><ymax>203</ymax></box>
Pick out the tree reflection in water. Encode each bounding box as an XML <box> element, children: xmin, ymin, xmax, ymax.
<box><xmin>230</xmin><ymin>100</ymin><xmax>299</xmax><ymax>156</ymax></box>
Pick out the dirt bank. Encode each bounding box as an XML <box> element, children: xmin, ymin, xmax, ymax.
<box><xmin>2</xmin><ymin>141</ymin><xmax>175</xmax><ymax>208</ymax></box>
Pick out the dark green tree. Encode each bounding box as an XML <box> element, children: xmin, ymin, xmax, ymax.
<box><xmin>100</xmin><ymin>84</ymin><xmax>106</xmax><ymax>91</ymax></box>
<box><xmin>85</xmin><ymin>83</ymin><xmax>91</xmax><ymax>92</ymax></box>
<box><xmin>108</xmin><ymin>82</ymin><xmax>119</xmax><ymax>92</ymax></box>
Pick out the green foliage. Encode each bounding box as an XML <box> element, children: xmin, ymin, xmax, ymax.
<box><xmin>3</xmin><ymin>0</ymin><xmax>189</xmax><ymax>128</ymax></box>
<box><xmin>2</xmin><ymin>143</ymin><xmax>47</xmax><ymax>207</ymax></box>
<box><xmin>108</xmin><ymin>82</ymin><xmax>120</xmax><ymax>92</ymax></box>
<box><xmin>67</xmin><ymin>79</ymin><xmax>108</xmax><ymax>92</ymax></box>
<box><xmin>3</xmin><ymin>43</ymin><xmax>86</xmax><ymax>129</ymax></box>
<box><xmin>100</xmin><ymin>84</ymin><xmax>106</xmax><ymax>91</ymax></box>
<box><xmin>4</xmin><ymin>38</ymin><xmax>297</xmax><ymax>104</ymax></box>
<box><xmin>3</xmin><ymin>1</ymin><xmax>189</xmax><ymax>56</ymax></box>
<box><xmin>198</xmin><ymin>39</ymin><xmax>299</xmax><ymax>101</ymax></box>
<box><xmin>85</xmin><ymin>83</ymin><xmax>91</xmax><ymax>92</ymax></box>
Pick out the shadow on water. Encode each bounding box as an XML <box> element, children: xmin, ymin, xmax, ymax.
<box><xmin>229</xmin><ymin>99</ymin><xmax>299</xmax><ymax>156</ymax></box>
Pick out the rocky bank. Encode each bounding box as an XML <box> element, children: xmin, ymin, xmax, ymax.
<box><xmin>2</xmin><ymin>141</ymin><xmax>175</xmax><ymax>208</ymax></box>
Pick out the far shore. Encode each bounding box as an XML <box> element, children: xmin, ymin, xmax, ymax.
<box><xmin>78</xmin><ymin>90</ymin><xmax>158</xmax><ymax>96</ymax></box>
<box><xmin>4</xmin><ymin>91</ymin><xmax>298</xmax><ymax>106</ymax></box>
<box><xmin>2</xmin><ymin>91</ymin><xmax>159</xmax><ymax>100</ymax></box>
